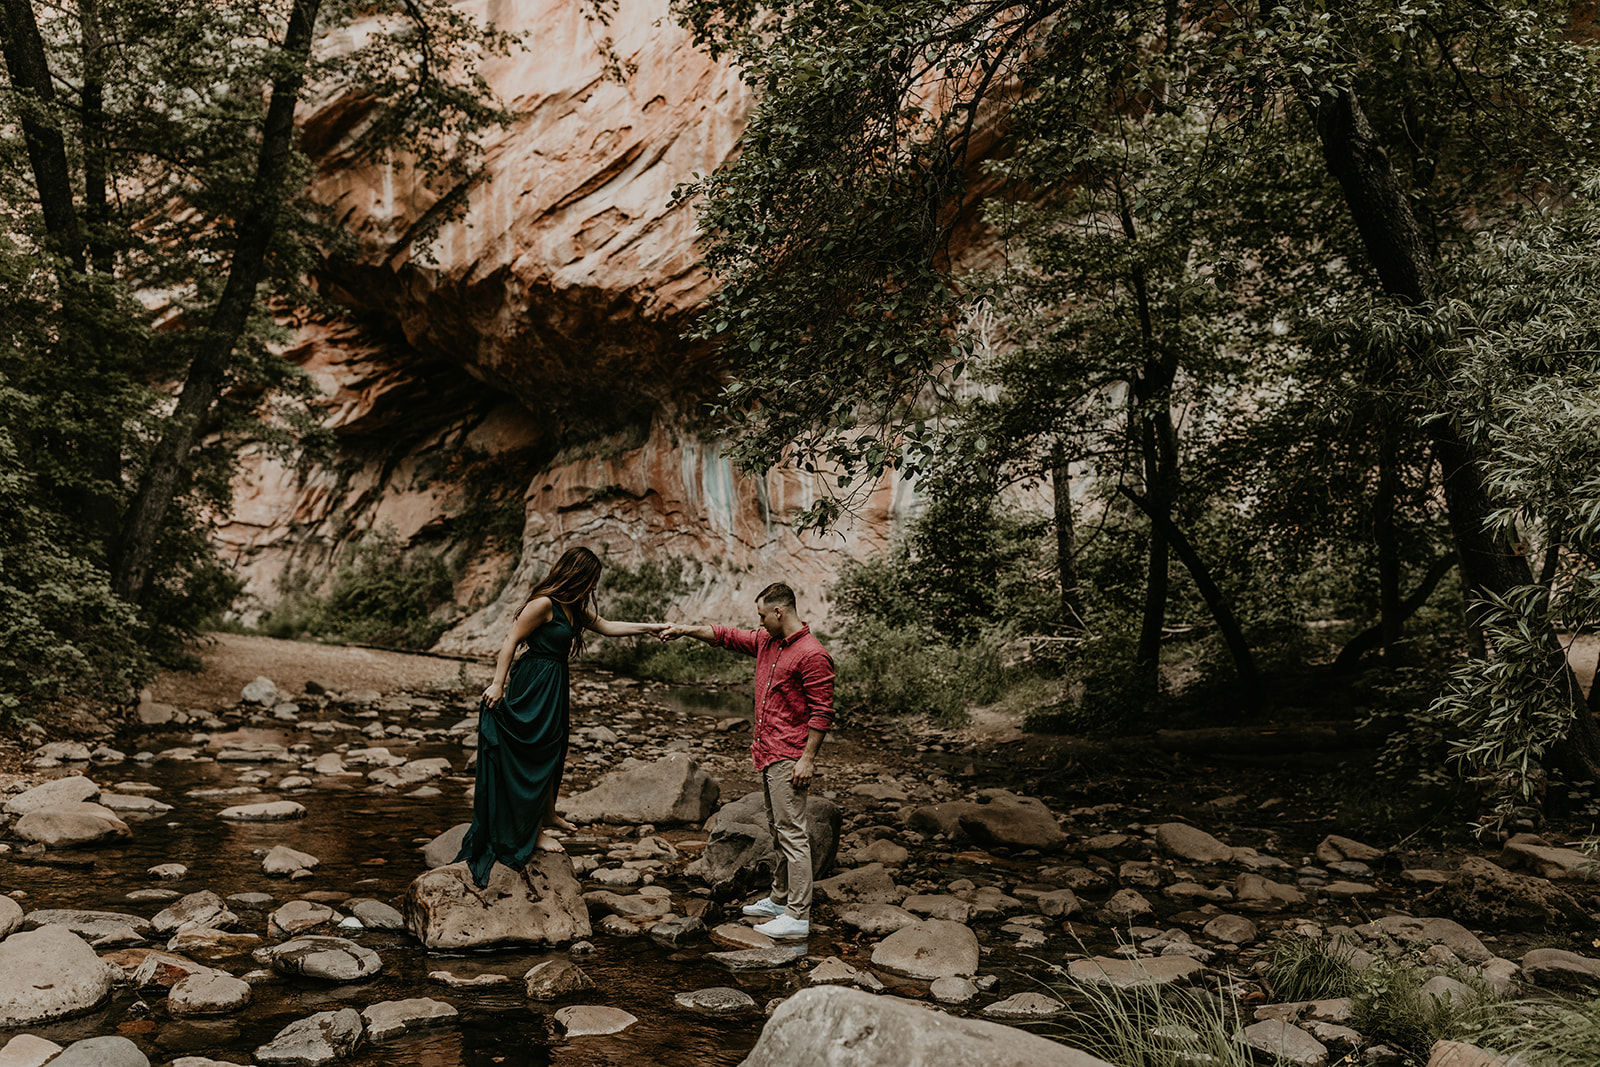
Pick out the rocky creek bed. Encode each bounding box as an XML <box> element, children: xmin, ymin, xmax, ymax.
<box><xmin>1</xmin><ymin>637</ymin><xmax>1599</xmax><ymax>1066</ymax></box>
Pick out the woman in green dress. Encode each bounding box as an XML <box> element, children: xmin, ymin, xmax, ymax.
<box><xmin>456</xmin><ymin>546</ymin><xmax>667</xmax><ymax>887</ymax></box>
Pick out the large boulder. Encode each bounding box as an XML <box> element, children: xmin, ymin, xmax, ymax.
<box><xmin>11</xmin><ymin>803</ymin><xmax>129</xmax><ymax>847</ymax></box>
<box><xmin>741</xmin><ymin>986</ymin><xmax>1114</xmax><ymax>1067</ymax></box>
<box><xmin>405</xmin><ymin>853</ymin><xmax>591</xmax><ymax>950</ymax></box>
<box><xmin>1419</xmin><ymin>858</ymin><xmax>1593</xmax><ymax>931</ymax></box>
<box><xmin>558</xmin><ymin>754</ymin><xmax>719</xmax><ymax>825</ymax></box>
<box><xmin>957</xmin><ymin>790</ymin><xmax>1067</xmax><ymax>851</ymax></box>
<box><xmin>3</xmin><ymin>776</ymin><xmax>99</xmax><ymax>816</ymax></box>
<box><xmin>694</xmin><ymin>789</ymin><xmax>841</xmax><ymax>899</ymax></box>
<box><xmin>870</xmin><ymin>920</ymin><xmax>980</xmax><ymax>980</ymax></box>
<box><xmin>0</xmin><ymin>926</ymin><xmax>116</xmax><ymax>1027</ymax></box>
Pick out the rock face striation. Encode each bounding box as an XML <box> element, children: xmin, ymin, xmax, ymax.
<box><xmin>220</xmin><ymin>0</ymin><xmax>936</xmax><ymax>636</ymax></box>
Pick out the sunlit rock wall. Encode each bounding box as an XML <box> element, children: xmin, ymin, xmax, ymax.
<box><xmin>220</xmin><ymin>0</ymin><xmax>930</xmax><ymax>649</ymax></box>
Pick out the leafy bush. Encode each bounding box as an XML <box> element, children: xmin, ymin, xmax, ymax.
<box><xmin>834</xmin><ymin>619</ymin><xmax>1005</xmax><ymax>727</ymax></box>
<box><xmin>1023</xmin><ymin>615</ymin><xmax>1160</xmax><ymax>735</ymax></box>
<box><xmin>1350</xmin><ymin>957</ymin><xmax>1493</xmax><ymax>1058</ymax></box>
<box><xmin>260</xmin><ymin>530</ymin><xmax>458</xmax><ymax>650</ymax></box>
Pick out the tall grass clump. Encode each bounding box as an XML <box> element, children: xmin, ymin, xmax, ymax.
<box><xmin>834</xmin><ymin>618</ymin><xmax>1004</xmax><ymax>727</ymax></box>
<box><xmin>1467</xmin><ymin>996</ymin><xmax>1600</xmax><ymax>1066</ymax></box>
<box><xmin>1265</xmin><ymin>934</ymin><xmax>1361</xmax><ymax>1002</ymax></box>
<box><xmin>1042</xmin><ymin>966</ymin><xmax>1253</xmax><ymax>1067</ymax></box>
<box><xmin>1350</xmin><ymin>958</ymin><xmax>1496</xmax><ymax>1059</ymax></box>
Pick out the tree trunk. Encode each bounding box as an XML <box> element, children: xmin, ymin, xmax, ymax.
<box><xmin>76</xmin><ymin>0</ymin><xmax>112</xmax><ymax>271</ymax></box>
<box><xmin>1311</xmin><ymin>81</ymin><xmax>1600</xmax><ymax>779</ymax></box>
<box><xmin>1332</xmin><ymin>554</ymin><xmax>1457</xmax><ymax>673</ymax></box>
<box><xmin>112</xmin><ymin>0</ymin><xmax>323</xmax><ymax>603</ymax></box>
<box><xmin>1121</xmin><ymin>485</ymin><xmax>1260</xmax><ymax>712</ymax></box>
<box><xmin>1374</xmin><ymin>422</ymin><xmax>1402</xmax><ymax>652</ymax></box>
<box><xmin>1</xmin><ymin>0</ymin><xmax>85</xmax><ymax>269</ymax></box>
<box><xmin>1051</xmin><ymin>439</ymin><xmax>1085</xmax><ymax>628</ymax></box>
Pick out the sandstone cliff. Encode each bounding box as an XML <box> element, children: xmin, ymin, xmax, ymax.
<box><xmin>220</xmin><ymin>0</ymin><xmax>925</xmax><ymax>648</ymax></box>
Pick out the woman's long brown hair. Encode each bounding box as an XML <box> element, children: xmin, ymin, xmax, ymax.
<box><xmin>523</xmin><ymin>546</ymin><xmax>602</xmax><ymax>656</ymax></box>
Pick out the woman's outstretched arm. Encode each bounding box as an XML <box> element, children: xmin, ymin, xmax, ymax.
<box><xmin>585</xmin><ymin>614</ymin><xmax>670</xmax><ymax>638</ymax></box>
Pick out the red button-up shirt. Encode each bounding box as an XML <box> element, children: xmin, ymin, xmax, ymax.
<box><xmin>713</xmin><ymin>623</ymin><xmax>835</xmax><ymax>770</ymax></box>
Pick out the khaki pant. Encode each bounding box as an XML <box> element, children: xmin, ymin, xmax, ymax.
<box><xmin>761</xmin><ymin>759</ymin><xmax>813</xmax><ymax>920</ymax></box>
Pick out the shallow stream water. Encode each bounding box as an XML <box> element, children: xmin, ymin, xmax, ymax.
<box><xmin>0</xmin><ymin>684</ymin><xmax>792</xmax><ymax>1066</ymax></box>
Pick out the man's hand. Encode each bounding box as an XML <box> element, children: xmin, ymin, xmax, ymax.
<box><xmin>791</xmin><ymin>754</ymin><xmax>816</xmax><ymax>789</ymax></box>
<box><xmin>658</xmin><ymin>625</ymin><xmax>681</xmax><ymax>642</ymax></box>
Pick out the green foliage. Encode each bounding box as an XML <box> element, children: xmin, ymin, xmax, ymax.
<box><xmin>1266</xmin><ymin>935</ymin><xmax>1361</xmax><ymax>1003</ymax></box>
<box><xmin>833</xmin><ymin>618</ymin><xmax>1003</xmax><ymax>727</ymax></box>
<box><xmin>1469</xmin><ymin>996</ymin><xmax>1600</xmax><ymax>1067</ymax></box>
<box><xmin>1041</xmin><ymin>962</ymin><xmax>1253</xmax><ymax>1067</ymax></box>
<box><xmin>1</xmin><ymin>0</ymin><xmax>513</xmax><ymax>707</ymax></box>
<box><xmin>1350</xmin><ymin>958</ymin><xmax>1494</xmax><ymax>1060</ymax></box>
<box><xmin>260</xmin><ymin>530</ymin><xmax>458</xmax><ymax>650</ymax></box>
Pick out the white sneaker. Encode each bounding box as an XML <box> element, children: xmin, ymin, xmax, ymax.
<box><xmin>754</xmin><ymin>914</ymin><xmax>809</xmax><ymax>940</ymax></box>
<box><xmin>741</xmin><ymin>897</ymin><xmax>785</xmax><ymax>918</ymax></box>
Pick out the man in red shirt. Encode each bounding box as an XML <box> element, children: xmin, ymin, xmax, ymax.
<box><xmin>661</xmin><ymin>581</ymin><xmax>834</xmax><ymax>939</ymax></box>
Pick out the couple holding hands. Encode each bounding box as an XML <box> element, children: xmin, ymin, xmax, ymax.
<box><xmin>455</xmin><ymin>546</ymin><xmax>834</xmax><ymax>940</ymax></box>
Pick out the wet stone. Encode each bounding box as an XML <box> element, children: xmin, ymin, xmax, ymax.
<box><xmin>361</xmin><ymin>997</ymin><xmax>458</xmax><ymax>1041</ymax></box>
<box><xmin>255</xmin><ymin>1007</ymin><xmax>363</xmax><ymax>1065</ymax></box>
<box><xmin>674</xmin><ymin>987</ymin><xmax>758</xmax><ymax>1015</ymax></box>
<box><xmin>982</xmin><ymin>992</ymin><xmax>1065</xmax><ymax>1019</ymax></box>
<box><xmin>555</xmin><ymin>1005</ymin><xmax>638</xmax><ymax>1036</ymax></box>
<box><xmin>524</xmin><ymin>958</ymin><xmax>595</xmax><ymax>1000</ymax></box>
<box><xmin>707</xmin><ymin>945</ymin><xmax>808</xmax><ymax>971</ymax></box>
<box><xmin>709</xmin><ymin>923</ymin><xmax>775</xmax><ymax>950</ymax></box>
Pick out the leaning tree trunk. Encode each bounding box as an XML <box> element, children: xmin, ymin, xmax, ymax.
<box><xmin>1311</xmin><ymin>81</ymin><xmax>1600</xmax><ymax>779</ymax></box>
<box><xmin>112</xmin><ymin>0</ymin><xmax>323</xmax><ymax>604</ymax></box>
<box><xmin>1</xmin><ymin>0</ymin><xmax>85</xmax><ymax>269</ymax></box>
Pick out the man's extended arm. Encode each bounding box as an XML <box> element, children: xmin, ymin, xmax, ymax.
<box><xmin>662</xmin><ymin>623</ymin><xmax>716</xmax><ymax>644</ymax></box>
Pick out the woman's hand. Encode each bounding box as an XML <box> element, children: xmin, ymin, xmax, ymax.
<box><xmin>482</xmin><ymin>682</ymin><xmax>505</xmax><ymax>706</ymax></box>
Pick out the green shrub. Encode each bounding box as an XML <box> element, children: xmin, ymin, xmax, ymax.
<box><xmin>259</xmin><ymin>529</ymin><xmax>458</xmax><ymax>650</ymax></box>
<box><xmin>1350</xmin><ymin>957</ymin><xmax>1494</xmax><ymax>1059</ymax></box>
<box><xmin>1023</xmin><ymin>616</ymin><xmax>1160</xmax><ymax>735</ymax></box>
<box><xmin>834</xmin><ymin>619</ymin><xmax>1005</xmax><ymax>727</ymax></box>
<box><xmin>1467</xmin><ymin>995</ymin><xmax>1600</xmax><ymax>1066</ymax></box>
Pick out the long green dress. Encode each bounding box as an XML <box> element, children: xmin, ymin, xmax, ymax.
<box><xmin>455</xmin><ymin>601</ymin><xmax>575</xmax><ymax>887</ymax></box>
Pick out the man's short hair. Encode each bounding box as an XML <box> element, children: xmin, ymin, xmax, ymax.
<box><xmin>756</xmin><ymin>582</ymin><xmax>797</xmax><ymax>610</ymax></box>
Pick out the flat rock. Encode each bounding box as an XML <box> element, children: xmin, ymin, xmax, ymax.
<box><xmin>707</xmin><ymin>945</ymin><xmax>808</xmax><ymax>970</ymax></box>
<box><xmin>1425</xmin><ymin>1040</ymin><xmax>1514</xmax><ymax>1067</ymax></box>
<box><xmin>870</xmin><ymin>920</ymin><xmax>979</xmax><ymax>980</ymax></box>
<box><xmin>168</xmin><ymin>970</ymin><xmax>252</xmax><ymax>1015</ymax></box>
<box><xmin>836</xmin><ymin>903</ymin><xmax>919</xmax><ymax>936</ymax></box>
<box><xmin>956</xmin><ymin>790</ymin><xmax>1068</xmax><ymax>851</ymax></box>
<box><xmin>1315</xmin><ymin>835</ymin><xmax>1384</xmax><ymax>863</ymax></box>
<box><xmin>12</xmin><ymin>803</ymin><xmax>130</xmax><ymax>846</ymax></box>
<box><xmin>22</xmin><ymin>908</ymin><xmax>152</xmax><ymax>940</ymax></box>
<box><xmin>219</xmin><ymin>800</ymin><xmax>306</xmax><ymax>821</ymax></box>
<box><xmin>1500</xmin><ymin>834</ymin><xmax>1596</xmax><ymax>881</ymax></box>
<box><xmin>1521</xmin><ymin>947</ymin><xmax>1600</xmax><ymax>991</ymax></box>
<box><xmin>34</xmin><ymin>1036</ymin><xmax>147</xmax><ymax>1067</ymax></box>
<box><xmin>674</xmin><ymin>986</ymin><xmax>758</xmax><ymax>1014</ymax></box>
<box><xmin>814</xmin><ymin>864</ymin><xmax>900</xmax><ymax>905</ymax></box>
<box><xmin>0</xmin><ymin>925</ymin><xmax>115</xmax><ymax>1027</ymax></box>
<box><xmin>152</xmin><ymin>891</ymin><xmax>237</xmax><ymax>935</ymax></box>
<box><xmin>1234</xmin><ymin>873</ymin><xmax>1306</xmax><ymax>910</ymax></box>
<box><xmin>1155</xmin><ymin>822</ymin><xmax>1246</xmax><ymax>863</ymax></box>
<box><xmin>981</xmin><ymin>992</ymin><xmax>1065</xmax><ymax>1018</ymax></box>
<box><xmin>361</xmin><ymin>997</ymin><xmax>458</xmax><ymax>1041</ymax></box>
<box><xmin>0</xmin><ymin>1034</ymin><xmax>63</xmax><ymax>1067</ymax></box>
<box><xmin>1203</xmin><ymin>914</ymin><xmax>1257</xmax><ymax>944</ymax></box>
<box><xmin>1067</xmin><ymin>955</ymin><xmax>1204</xmax><ymax>990</ymax></box>
<box><xmin>256</xmin><ymin>936</ymin><xmax>381</xmax><ymax>981</ymax></box>
<box><xmin>708</xmin><ymin>922</ymin><xmax>776</xmax><ymax>950</ymax></box>
<box><xmin>740</xmin><ymin>986</ymin><xmax>1113</xmax><ymax>1067</ymax></box>
<box><xmin>1238</xmin><ymin>1020</ymin><xmax>1329</xmax><ymax>1067</ymax></box>
<box><xmin>269</xmin><ymin>900</ymin><xmax>337</xmax><ymax>936</ymax></box>
<box><xmin>255</xmin><ymin>1007</ymin><xmax>364</xmax><ymax>1065</ymax></box>
<box><xmin>554</xmin><ymin>1005</ymin><xmax>638</xmax><ymax>1036</ymax></box>
<box><xmin>902</xmin><ymin>894</ymin><xmax>972</xmax><ymax>922</ymax></box>
<box><xmin>3</xmin><ymin>777</ymin><xmax>99</xmax><ymax>815</ymax></box>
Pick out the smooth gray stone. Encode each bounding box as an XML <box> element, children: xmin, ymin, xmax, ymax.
<box><xmin>741</xmin><ymin>986</ymin><xmax>1112</xmax><ymax>1067</ymax></box>
<box><xmin>706</xmin><ymin>945</ymin><xmax>808</xmax><ymax>971</ymax></box>
<box><xmin>255</xmin><ymin>1007</ymin><xmax>363</xmax><ymax>1065</ymax></box>
<box><xmin>36</xmin><ymin>1036</ymin><xmax>148</xmax><ymax>1067</ymax></box>
<box><xmin>361</xmin><ymin>997</ymin><xmax>458</xmax><ymax>1041</ymax></box>
<box><xmin>674</xmin><ymin>986</ymin><xmax>757</xmax><ymax>1015</ymax></box>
